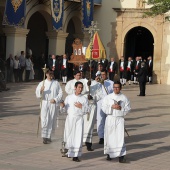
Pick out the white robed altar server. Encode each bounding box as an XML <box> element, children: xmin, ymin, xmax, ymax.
<box><xmin>65</xmin><ymin>70</ymin><xmax>89</xmax><ymax>95</ymax></box>
<box><xmin>83</xmin><ymin>79</ymin><xmax>103</xmax><ymax>151</ymax></box>
<box><xmin>61</xmin><ymin>82</ymin><xmax>89</xmax><ymax>162</ymax></box>
<box><xmin>101</xmin><ymin>81</ymin><xmax>131</xmax><ymax>163</ymax></box>
<box><xmin>97</xmin><ymin>70</ymin><xmax>114</xmax><ymax>144</ymax></box>
<box><xmin>36</xmin><ymin>70</ymin><xmax>63</xmax><ymax>144</ymax></box>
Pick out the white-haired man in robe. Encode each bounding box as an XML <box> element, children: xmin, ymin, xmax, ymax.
<box><xmin>101</xmin><ymin>81</ymin><xmax>131</xmax><ymax>163</ymax></box>
<box><xmin>97</xmin><ymin>69</ymin><xmax>114</xmax><ymax>144</ymax></box>
<box><xmin>36</xmin><ymin>70</ymin><xmax>63</xmax><ymax>144</ymax></box>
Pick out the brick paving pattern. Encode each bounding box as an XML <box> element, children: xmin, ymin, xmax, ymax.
<box><xmin>0</xmin><ymin>82</ymin><xmax>170</xmax><ymax>170</ymax></box>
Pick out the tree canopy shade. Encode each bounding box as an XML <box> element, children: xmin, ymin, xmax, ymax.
<box><xmin>145</xmin><ymin>0</ymin><xmax>170</xmax><ymax>16</ymax></box>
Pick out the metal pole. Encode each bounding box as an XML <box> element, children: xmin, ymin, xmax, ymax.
<box><xmin>37</xmin><ymin>64</ymin><xmax>48</xmax><ymax>137</ymax></box>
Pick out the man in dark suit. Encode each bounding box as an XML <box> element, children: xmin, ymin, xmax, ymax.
<box><xmin>133</xmin><ymin>56</ymin><xmax>141</xmax><ymax>84</ymax></box>
<box><xmin>48</xmin><ymin>55</ymin><xmax>60</xmax><ymax>80</ymax></box>
<box><xmin>100</xmin><ymin>59</ymin><xmax>108</xmax><ymax>70</ymax></box>
<box><xmin>108</xmin><ymin>57</ymin><xmax>118</xmax><ymax>81</ymax></box>
<box><xmin>126</xmin><ymin>57</ymin><xmax>134</xmax><ymax>85</ymax></box>
<box><xmin>137</xmin><ymin>62</ymin><xmax>147</xmax><ymax>96</ymax></box>
<box><xmin>119</xmin><ymin>56</ymin><xmax>127</xmax><ymax>85</ymax></box>
<box><xmin>60</xmin><ymin>54</ymin><xmax>68</xmax><ymax>84</ymax></box>
<box><xmin>146</xmin><ymin>56</ymin><xmax>153</xmax><ymax>84</ymax></box>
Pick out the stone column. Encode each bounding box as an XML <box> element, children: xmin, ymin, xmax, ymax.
<box><xmin>115</xmin><ymin>16</ymin><xmax>123</xmax><ymax>61</ymax></box>
<box><xmin>46</xmin><ymin>31</ymin><xmax>68</xmax><ymax>56</ymax></box>
<box><xmin>3</xmin><ymin>27</ymin><xmax>29</xmax><ymax>59</ymax></box>
<box><xmin>153</xmin><ymin>18</ymin><xmax>164</xmax><ymax>84</ymax></box>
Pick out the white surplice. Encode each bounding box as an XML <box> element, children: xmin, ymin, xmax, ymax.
<box><xmin>63</xmin><ymin>94</ymin><xmax>89</xmax><ymax>157</ymax></box>
<box><xmin>101</xmin><ymin>92</ymin><xmax>131</xmax><ymax>158</ymax></box>
<box><xmin>83</xmin><ymin>80</ymin><xmax>103</xmax><ymax>143</ymax></box>
<box><xmin>36</xmin><ymin>79</ymin><xmax>63</xmax><ymax>138</ymax></box>
<box><xmin>65</xmin><ymin>78</ymin><xmax>88</xmax><ymax>95</ymax></box>
<box><xmin>97</xmin><ymin>79</ymin><xmax>114</xmax><ymax>139</ymax></box>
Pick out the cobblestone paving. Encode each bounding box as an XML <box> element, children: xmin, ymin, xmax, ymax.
<box><xmin>0</xmin><ymin>82</ymin><xmax>170</xmax><ymax>170</ymax></box>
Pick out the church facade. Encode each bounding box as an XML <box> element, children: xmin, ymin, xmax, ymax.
<box><xmin>0</xmin><ymin>0</ymin><xmax>170</xmax><ymax>84</ymax></box>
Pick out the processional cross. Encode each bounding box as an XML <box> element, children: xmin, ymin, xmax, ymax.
<box><xmin>84</xmin><ymin>21</ymin><xmax>100</xmax><ymax>80</ymax></box>
<box><xmin>84</xmin><ymin>21</ymin><xmax>100</xmax><ymax>121</ymax></box>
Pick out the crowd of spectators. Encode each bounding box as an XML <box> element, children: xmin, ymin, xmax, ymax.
<box><xmin>0</xmin><ymin>49</ymin><xmax>153</xmax><ymax>93</ymax></box>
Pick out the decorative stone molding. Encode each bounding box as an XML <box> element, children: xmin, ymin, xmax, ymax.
<box><xmin>46</xmin><ymin>31</ymin><xmax>68</xmax><ymax>39</ymax></box>
<box><xmin>3</xmin><ymin>27</ymin><xmax>29</xmax><ymax>37</ymax></box>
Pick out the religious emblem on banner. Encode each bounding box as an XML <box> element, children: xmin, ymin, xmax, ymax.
<box><xmin>82</xmin><ymin>0</ymin><xmax>94</xmax><ymax>28</ymax></box>
<box><xmin>86</xmin><ymin>1</ymin><xmax>91</xmax><ymax>17</ymax></box>
<box><xmin>11</xmin><ymin>0</ymin><xmax>23</xmax><ymax>12</ymax></box>
<box><xmin>85</xmin><ymin>31</ymin><xmax>106</xmax><ymax>60</ymax></box>
<box><xmin>3</xmin><ymin>0</ymin><xmax>26</xmax><ymax>27</ymax></box>
<box><xmin>51</xmin><ymin>0</ymin><xmax>63</xmax><ymax>22</ymax></box>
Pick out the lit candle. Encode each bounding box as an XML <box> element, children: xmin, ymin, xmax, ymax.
<box><xmin>45</xmin><ymin>64</ymin><xmax>46</xmax><ymax>68</ymax></box>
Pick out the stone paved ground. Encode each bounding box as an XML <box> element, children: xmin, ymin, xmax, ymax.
<box><xmin>0</xmin><ymin>81</ymin><xmax>170</xmax><ymax>170</ymax></box>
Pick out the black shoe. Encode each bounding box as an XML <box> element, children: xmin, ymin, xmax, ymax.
<box><xmin>85</xmin><ymin>142</ymin><xmax>94</xmax><ymax>151</ymax></box>
<box><xmin>43</xmin><ymin>138</ymin><xmax>48</xmax><ymax>144</ymax></box>
<box><xmin>47</xmin><ymin>138</ymin><xmax>52</xmax><ymax>142</ymax></box>
<box><xmin>87</xmin><ymin>147</ymin><xmax>94</xmax><ymax>151</ymax></box>
<box><xmin>72</xmin><ymin>157</ymin><xmax>80</xmax><ymax>162</ymax></box>
<box><xmin>106</xmin><ymin>154</ymin><xmax>112</xmax><ymax>161</ymax></box>
<box><xmin>119</xmin><ymin>156</ymin><xmax>126</xmax><ymax>163</ymax></box>
<box><xmin>99</xmin><ymin>138</ymin><xmax>104</xmax><ymax>144</ymax></box>
<box><xmin>61</xmin><ymin>153</ymin><xmax>68</xmax><ymax>157</ymax></box>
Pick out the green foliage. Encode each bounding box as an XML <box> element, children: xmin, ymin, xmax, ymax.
<box><xmin>145</xmin><ymin>0</ymin><xmax>170</xmax><ymax>16</ymax></box>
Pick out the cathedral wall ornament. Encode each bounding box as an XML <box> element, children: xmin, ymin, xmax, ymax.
<box><xmin>11</xmin><ymin>0</ymin><xmax>23</xmax><ymax>12</ymax></box>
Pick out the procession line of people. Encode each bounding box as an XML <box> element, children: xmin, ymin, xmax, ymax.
<box><xmin>36</xmin><ymin>68</ymin><xmax>131</xmax><ymax>163</ymax></box>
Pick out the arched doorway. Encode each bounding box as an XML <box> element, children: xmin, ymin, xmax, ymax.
<box><xmin>124</xmin><ymin>26</ymin><xmax>154</xmax><ymax>61</ymax></box>
<box><xmin>65</xmin><ymin>18</ymin><xmax>75</xmax><ymax>58</ymax></box>
<box><xmin>26</xmin><ymin>11</ymin><xmax>48</xmax><ymax>79</ymax></box>
<box><xmin>65</xmin><ymin>18</ymin><xmax>76</xmax><ymax>79</ymax></box>
<box><xmin>0</xmin><ymin>13</ymin><xmax>6</xmax><ymax>60</ymax></box>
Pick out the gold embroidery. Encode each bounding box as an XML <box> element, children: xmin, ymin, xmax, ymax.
<box><xmin>11</xmin><ymin>0</ymin><xmax>23</xmax><ymax>13</ymax></box>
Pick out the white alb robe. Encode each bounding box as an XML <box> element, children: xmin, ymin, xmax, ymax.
<box><xmin>36</xmin><ymin>79</ymin><xmax>63</xmax><ymax>138</ymax></box>
<box><xmin>65</xmin><ymin>78</ymin><xmax>88</xmax><ymax>95</ymax></box>
<box><xmin>101</xmin><ymin>92</ymin><xmax>131</xmax><ymax>158</ymax></box>
<box><xmin>83</xmin><ymin>80</ymin><xmax>103</xmax><ymax>143</ymax></box>
<box><xmin>97</xmin><ymin>79</ymin><xmax>114</xmax><ymax>139</ymax></box>
<box><xmin>63</xmin><ymin>94</ymin><xmax>89</xmax><ymax>157</ymax></box>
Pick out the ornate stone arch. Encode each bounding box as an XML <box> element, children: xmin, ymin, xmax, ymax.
<box><xmin>122</xmin><ymin>22</ymin><xmax>156</xmax><ymax>44</ymax></box>
<box><xmin>25</xmin><ymin>4</ymin><xmax>52</xmax><ymax>31</ymax></box>
<box><xmin>63</xmin><ymin>11</ymin><xmax>82</xmax><ymax>34</ymax></box>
